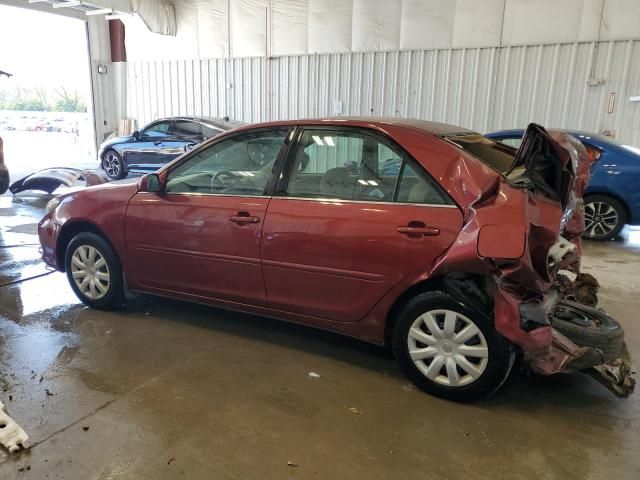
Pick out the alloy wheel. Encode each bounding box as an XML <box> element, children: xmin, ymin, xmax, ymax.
<box><xmin>70</xmin><ymin>245</ymin><xmax>111</xmax><ymax>300</ymax></box>
<box><xmin>407</xmin><ymin>309</ymin><xmax>489</xmax><ymax>387</ymax></box>
<box><xmin>585</xmin><ymin>201</ymin><xmax>618</xmax><ymax>238</ymax></box>
<box><xmin>104</xmin><ymin>152</ymin><xmax>121</xmax><ymax>178</ymax></box>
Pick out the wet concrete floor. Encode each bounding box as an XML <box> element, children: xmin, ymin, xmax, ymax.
<box><xmin>0</xmin><ymin>193</ymin><xmax>639</xmax><ymax>479</ymax></box>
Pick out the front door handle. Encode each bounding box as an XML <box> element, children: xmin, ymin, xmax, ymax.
<box><xmin>397</xmin><ymin>221</ymin><xmax>440</xmax><ymax>238</ymax></box>
<box><xmin>230</xmin><ymin>212</ymin><xmax>261</xmax><ymax>225</ymax></box>
<box><xmin>153</xmin><ymin>140</ymin><xmax>162</xmax><ymax>145</ymax></box>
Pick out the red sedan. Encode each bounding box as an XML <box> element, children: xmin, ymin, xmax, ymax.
<box><xmin>38</xmin><ymin>118</ymin><xmax>634</xmax><ymax>401</ymax></box>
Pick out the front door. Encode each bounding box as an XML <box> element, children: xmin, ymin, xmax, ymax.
<box><xmin>125</xmin><ymin>120</ymin><xmax>173</xmax><ymax>167</ymax></box>
<box><xmin>125</xmin><ymin>128</ymin><xmax>291</xmax><ymax>305</ymax></box>
<box><xmin>262</xmin><ymin>127</ymin><xmax>463</xmax><ymax>322</ymax></box>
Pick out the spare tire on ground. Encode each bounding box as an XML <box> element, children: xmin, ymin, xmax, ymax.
<box><xmin>551</xmin><ymin>300</ymin><xmax>625</xmax><ymax>362</ymax></box>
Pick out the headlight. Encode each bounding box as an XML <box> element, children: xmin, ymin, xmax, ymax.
<box><xmin>45</xmin><ymin>197</ymin><xmax>61</xmax><ymax>215</ymax></box>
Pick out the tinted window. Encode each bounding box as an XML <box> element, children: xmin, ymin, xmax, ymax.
<box><xmin>141</xmin><ymin>121</ymin><xmax>171</xmax><ymax>138</ymax></box>
<box><xmin>202</xmin><ymin>125</ymin><xmax>222</xmax><ymax>139</ymax></box>
<box><xmin>498</xmin><ymin>138</ymin><xmax>523</xmax><ymax>149</ymax></box>
<box><xmin>447</xmin><ymin>134</ymin><xmax>516</xmax><ymax>174</ymax></box>
<box><xmin>396</xmin><ymin>163</ymin><xmax>449</xmax><ymax>205</ymax></box>
<box><xmin>170</xmin><ymin>120</ymin><xmax>202</xmax><ymax>137</ymax></box>
<box><xmin>285</xmin><ymin>129</ymin><xmax>449</xmax><ymax>205</ymax></box>
<box><xmin>165</xmin><ymin>130</ymin><xmax>287</xmax><ymax>195</ymax></box>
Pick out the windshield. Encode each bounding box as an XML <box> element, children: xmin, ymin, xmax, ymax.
<box><xmin>445</xmin><ymin>134</ymin><xmax>517</xmax><ymax>174</ymax></box>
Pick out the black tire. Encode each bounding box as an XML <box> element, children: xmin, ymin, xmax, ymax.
<box><xmin>392</xmin><ymin>291</ymin><xmax>514</xmax><ymax>402</ymax></box>
<box><xmin>551</xmin><ymin>300</ymin><xmax>624</xmax><ymax>362</ymax></box>
<box><xmin>65</xmin><ymin>232</ymin><xmax>125</xmax><ymax>310</ymax></box>
<box><xmin>583</xmin><ymin>194</ymin><xmax>627</xmax><ymax>241</ymax></box>
<box><xmin>102</xmin><ymin>149</ymin><xmax>126</xmax><ymax>180</ymax></box>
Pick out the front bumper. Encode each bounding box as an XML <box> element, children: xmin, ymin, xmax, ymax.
<box><xmin>38</xmin><ymin>215</ymin><xmax>61</xmax><ymax>270</ymax></box>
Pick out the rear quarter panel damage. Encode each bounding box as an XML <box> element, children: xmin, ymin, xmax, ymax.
<box><xmin>429</xmin><ymin>128</ymin><xmax>596</xmax><ymax>353</ymax></box>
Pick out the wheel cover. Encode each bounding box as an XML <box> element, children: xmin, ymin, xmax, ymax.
<box><xmin>104</xmin><ymin>152</ymin><xmax>121</xmax><ymax>178</ymax></box>
<box><xmin>71</xmin><ymin>245</ymin><xmax>110</xmax><ymax>300</ymax></box>
<box><xmin>407</xmin><ymin>309</ymin><xmax>489</xmax><ymax>387</ymax></box>
<box><xmin>585</xmin><ymin>201</ymin><xmax>618</xmax><ymax>238</ymax></box>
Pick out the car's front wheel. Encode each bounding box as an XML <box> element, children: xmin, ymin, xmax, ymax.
<box><xmin>65</xmin><ymin>232</ymin><xmax>124</xmax><ymax>310</ymax></box>
<box><xmin>584</xmin><ymin>194</ymin><xmax>627</xmax><ymax>241</ymax></box>
<box><xmin>392</xmin><ymin>291</ymin><xmax>514</xmax><ymax>402</ymax></box>
<box><xmin>102</xmin><ymin>150</ymin><xmax>126</xmax><ymax>180</ymax></box>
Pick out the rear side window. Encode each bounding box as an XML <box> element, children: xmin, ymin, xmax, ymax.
<box><xmin>498</xmin><ymin>138</ymin><xmax>523</xmax><ymax>149</ymax></box>
<box><xmin>446</xmin><ymin>134</ymin><xmax>516</xmax><ymax>174</ymax></box>
<box><xmin>202</xmin><ymin>125</ymin><xmax>223</xmax><ymax>139</ymax></box>
<box><xmin>396</xmin><ymin>163</ymin><xmax>449</xmax><ymax>205</ymax></box>
<box><xmin>171</xmin><ymin>121</ymin><xmax>202</xmax><ymax>137</ymax></box>
<box><xmin>283</xmin><ymin>129</ymin><xmax>451</xmax><ymax>205</ymax></box>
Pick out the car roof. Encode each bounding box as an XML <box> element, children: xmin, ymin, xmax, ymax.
<box><xmin>232</xmin><ymin>117</ymin><xmax>476</xmax><ymax>137</ymax></box>
<box><xmin>152</xmin><ymin>116</ymin><xmax>246</xmax><ymax>131</ymax></box>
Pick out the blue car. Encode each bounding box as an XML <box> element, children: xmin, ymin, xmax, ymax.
<box><xmin>98</xmin><ymin>116</ymin><xmax>244</xmax><ymax>180</ymax></box>
<box><xmin>485</xmin><ymin>129</ymin><xmax>640</xmax><ymax>240</ymax></box>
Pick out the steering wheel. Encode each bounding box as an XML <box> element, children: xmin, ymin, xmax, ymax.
<box><xmin>213</xmin><ymin>170</ymin><xmax>237</xmax><ymax>182</ymax></box>
<box><xmin>209</xmin><ymin>170</ymin><xmax>238</xmax><ymax>191</ymax></box>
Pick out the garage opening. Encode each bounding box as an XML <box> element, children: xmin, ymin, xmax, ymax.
<box><xmin>0</xmin><ymin>4</ymin><xmax>95</xmax><ymax>191</ymax></box>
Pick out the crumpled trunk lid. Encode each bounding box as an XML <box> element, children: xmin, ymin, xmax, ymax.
<box><xmin>508</xmin><ymin>123</ymin><xmax>575</xmax><ymax>208</ymax></box>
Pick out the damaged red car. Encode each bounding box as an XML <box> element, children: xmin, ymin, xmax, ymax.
<box><xmin>38</xmin><ymin>118</ymin><xmax>635</xmax><ymax>401</ymax></box>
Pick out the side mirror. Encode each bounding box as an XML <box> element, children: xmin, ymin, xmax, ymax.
<box><xmin>131</xmin><ymin>130</ymin><xmax>140</xmax><ymax>140</ymax></box>
<box><xmin>138</xmin><ymin>173</ymin><xmax>163</xmax><ymax>193</ymax></box>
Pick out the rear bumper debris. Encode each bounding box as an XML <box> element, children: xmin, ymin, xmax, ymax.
<box><xmin>529</xmin><ymin>329</ymin><xmax>636</xmax><ymax>398</ymax></box>
<box><xmin>587</xmin><ymin>344</ymin><xmax>636</xmax><ymax>398</ymax></box>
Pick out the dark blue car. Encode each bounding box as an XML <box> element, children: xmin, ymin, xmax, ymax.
<box><xmin>98</xmin><ymin>116</ymin><xmax>244</xmax><ymax>180</ymax></box>
<box><xmin>485</xmin><ymin>129</ymin><xmax>640</xmax><ymax>240</ymax></box>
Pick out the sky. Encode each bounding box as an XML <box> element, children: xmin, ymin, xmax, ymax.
<box><xmin>0</xmin><ymin>4</ymin><xmax>91</xmax><ymax>98</ymax></box>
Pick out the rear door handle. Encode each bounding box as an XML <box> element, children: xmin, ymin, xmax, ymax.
<box><xmin>230</xmin><ymin>212</ymin><xmax>261</xmax><ymax>224</ymax></box>
<box><xmin>397</xmin><ymin>222</ymin><xmax>440</xmax><ymax>238</ymax></box>
<box><xmin>153</xmin><ymin>140</ymin><xmax>162</xmax><ymax>145</ymax></box>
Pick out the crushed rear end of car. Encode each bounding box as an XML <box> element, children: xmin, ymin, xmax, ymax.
<box><xmin>435</xmin><ymin>124</ymin><xmax>635</xmax><ymax>397</ymax></box>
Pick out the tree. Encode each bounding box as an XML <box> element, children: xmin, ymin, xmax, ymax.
<box><xmin>54</xmin><ymin>87</ymin><xmax>87</xmax><ymax>113</ymax></box>
<box><xmin>9</xmin><ymin>87</ymin><xmax>47</xmax><ymax>111</ymax></box>
<box><xmin>33</xmin><ymin>86</ymin><xmax>50</xmax><ymax>111</ymax></box>
<box><xmin>0</xmin><ymin>89</ymin><xmax>8</xmax><ymax>110</ymax></box>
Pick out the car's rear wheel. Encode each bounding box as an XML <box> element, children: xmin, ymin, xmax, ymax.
<box><xmin>102</xmin><ymin>150</ymin><xmax>126</xmax><ymax>180</ymax></box>
<box><xmin>584</xmin><ymin>195</ymin><xmax>627</xmax><ymax>241</ymax></box>
<box><xmin>392</xmin><ymin>291</ymin><xmax>514</xmax><ymax>402</ymax></box>
<box><xmin>65</xmin><ymin>232</ymin><xmax>124</xmax><ymax>310</ymax></box>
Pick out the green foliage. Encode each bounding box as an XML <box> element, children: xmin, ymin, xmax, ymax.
<box><xmin>0</xmin><ymin>86</ymin><xmax>87</xmax><ymax>112</ymax></box>
<box><xmin>53</xmin><ymin>87</ymin><xmax>87</xmax><ymax>113</ymax></box>
<box><xmin>12</xmin><ymin>98</ymin><xmax>49</xmax><ymax>111</ymax></box>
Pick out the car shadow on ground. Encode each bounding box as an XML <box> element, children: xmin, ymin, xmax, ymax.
<box><xmin>117</xmin><ymin>293</ymin><xmax>621</xmax><ymax>408</ymax></box>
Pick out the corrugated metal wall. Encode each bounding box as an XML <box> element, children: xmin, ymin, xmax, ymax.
<box><xmin>126</xmin><ymin>40</ymin><xmax>640</xmax><ymax>146</ymax></box>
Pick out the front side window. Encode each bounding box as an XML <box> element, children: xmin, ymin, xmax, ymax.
<box><xmin>284</xmin><ymin>129</ymin><xmax>450</xmax><ymax>205</ymax></box>
<box><xmin>141</xmin><ymin>121</ymin><xmax>171</xmax><ymax>138</ymax></box>
<box><xmin>165</xmin><ymin>130</ymin><xmax>288</xmax><ymax>195</ymax></box>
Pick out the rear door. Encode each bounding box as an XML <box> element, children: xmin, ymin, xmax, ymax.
<box><xmin>261</xmin><ymin>127</ymin><xmax>463</xmax><ymax>322</ymax></box>
<box><xmin>167</xmin><ymin>120</ymin><xmax>206</xmax><ymax>154</ymax></box>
